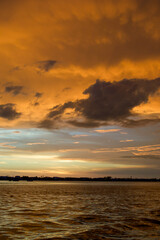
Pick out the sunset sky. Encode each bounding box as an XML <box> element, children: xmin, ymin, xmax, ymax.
<box><xmin>0</xmin><ymin>0</ymin><xmax>160</xmax><ymax>177</ymax></box>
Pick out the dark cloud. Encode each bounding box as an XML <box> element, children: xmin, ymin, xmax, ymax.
<box><xmin>35</xmin><ymin>92</ymin><xmax>43</xmax><ymax>98</ymax></box>
<box><xmin>36</xmin><ymin>60</ymin><xmax>56</xmax><ymax>72</ymax></box>
<box><xmin>77</xmin><ymin>78</ymin><xmax>160</xmax><ymax>121</ymax></box>
<box><xmin>0</xmin><ymin>103</ymin><xmax>21</xmax><ymax>120</ymax></box>
<box><xmin>42</xmin><ymin>78</ymin><xmax>160</xmax><ymax>128</ymax></box>
<box><xmin>47</xmin><ymin>102</ymin><xmax>75</xmax><ymax>118</ymax></box>
<box><xmin>62</xmin><ymin>87</ymin><xmax>71</xmax><ymax>92</ymax></box>
<box><xmin>5</xmin><ymin>85</ymin><xmax>23</xmax><ymax>95</ymax></box>
<box><xmin>11</xmin><ymin>60</ymin><xmax>56</xmax><ymax>73</ymax></box>
<box><xmin>68</xmin><ymin>120</ymin><xmax>101</xmax><ymax>128</ymax></box>
<box><xmin>33</xmin><ymin>92</ymin><xmax>43</xmax><ymax>106</ymax></box>
<box><xmin>38</xmin><ymin>119</ymin><xmax>56</xmax><ymax>129</ymax></box>
<box><xmin>121</xmin><ymin>118</ymin><xmax>160</xmax><ymax>127</ymax></box>
<box><xmin>34</xmin><ymin>102</ymin><xmax>39</xmax><ymax>106</ymax></box>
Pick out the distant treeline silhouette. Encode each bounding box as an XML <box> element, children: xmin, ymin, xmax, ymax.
<box><xmin>0</xmin><ymin>176</ymin><xmax>159</xmax><ymax>182</ymax></box>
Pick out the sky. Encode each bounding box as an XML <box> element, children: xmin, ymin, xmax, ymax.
<box><xmin>0</xmin><ymin>0</ymin><xmax>160</xmax><ymax>178</ymax></box>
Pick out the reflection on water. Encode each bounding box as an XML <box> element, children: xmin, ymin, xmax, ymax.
<box><xmin>0</xmin><ymin>181</ymin><xmax>160</xmax><ymax>239</ymax></box>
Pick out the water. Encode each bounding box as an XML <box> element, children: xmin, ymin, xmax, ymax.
<box><xmin>0</xmin><ymin>181</ymin><xmax>160</xmax><ymax>240</ymax></box>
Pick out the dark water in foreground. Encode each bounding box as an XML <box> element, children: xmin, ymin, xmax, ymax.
<box><xmin>0</xmin><ymin>182</ymin><xmax>160</xmax><ymax>240</ymax></box>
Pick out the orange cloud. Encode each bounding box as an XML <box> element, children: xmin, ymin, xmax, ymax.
<box><xmin>95</xmin><ymin>129</ymin><xmax>121</xmax><ymax>133</ymax></box>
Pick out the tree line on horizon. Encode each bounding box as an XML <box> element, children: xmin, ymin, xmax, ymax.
<box><xmin>0</xmin><ymin>176</ymin><xmax>159</xmax><ymax>182</ymax></box>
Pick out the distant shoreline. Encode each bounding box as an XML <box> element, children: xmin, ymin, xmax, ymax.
<box><xmin>0</xmin><ymin>176</ymin><xmax>160</xmax><ymax>182</ymax></box>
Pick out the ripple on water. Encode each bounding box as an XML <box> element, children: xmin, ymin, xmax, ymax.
<box><xmin>0</xmin><ymin>182</ymin><xmax>160</xmax><ymax>240</ymax></box>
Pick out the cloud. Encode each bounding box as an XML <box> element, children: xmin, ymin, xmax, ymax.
<box><xmin>35</xmin><ymin>92</ymin><xmax>43</xmax><ymax>98</ymax></box>
<box><xmin>87</xmin><ymin>167</ymin><xmax>160</xmax><ymax>178</ymax></box>
<box><xmin>68</xmin><ymin>119</ymin><xmax>101</xmax><ymax>128</ymax></box>
<box><xmin>34</xmin><ymin>102</ymin><xmax>39</xmax><ymax>106</ymax></box>
<box><xmin>0</xmin><ymin>142</ymin><xmax>16</xmax><ymax>149</ymax></box>
<box><xmin>72</xmin><ymin>134</ymin><xmax>89</xmax><ymax>138</ymax></box>
<box><xmin>26</xmin><ymin>142</ymin><xmax>46</xmax><ymax>145</ymax></box>
<box><xmin>120</xmin><ymin>139</ymin><xmax>134</xmax><ymax>142</ymax></box>
<box><xmin>33</xmin><ymin>92</ymin><xmax>43</xmax><ymax>106</ymax></box>
<box><xmin>47</xmin><ymin>102</ymin><xmax>75</xmax><ymax>118</ymax></box>
<box><xmin>92</xmin><ymin>144</ymin><xmax>160</xmax><ymax>154</ymax></box>
<box><xmin>62</xmin><ymin>87</ymin><xmax>71</xmax><ymax>92</ymax></box>
<box><xmin>76</xmin><ymin>78</ymin><xmax>160</xmax><ymax>121</ymax></box>
<box><xmin>128</xmin><ymin>154</ymin><xmax>160</xmax><ymax>160</ymax></box>
<box><xmin>36</xmin><ymin>60</ymin><xmax>57</xmax><ymax>72</ymax></box>
<box><xmin>5</xmin><ymin>85</ymin><xmax>23</xmax><ymax>95</ymax></box>
<box><xmin>95</xmin><ymin>129</ymin><xmax>121</xmax><ymax>133</ymax></box>
<box><xmin>11</xmin><ymin>60</ymin><xmax>56</xmax><ymax>73</ymax></box>
<box><xmin>121</xmin><ymin>118</ymin><xmax>160</xmax><ymax>127</ymax></box>
<box><xmin>38</xmin><ymin>119</ymin><xmax>56</xmax><ymax>129</ymax></box>
<box><xmin>41</xmin><ymin>78</ymin><xmax>160</xmax><ymax>128</ymax></box>
<box><xmin>0</xmin><ymin>104</ymin><xmax>21</xmax><ymax>120</ymax></box>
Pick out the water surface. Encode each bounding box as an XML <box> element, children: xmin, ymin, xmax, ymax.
<box><xmin>0</xmin><ymin>181</ymin><xmax>160</xmax><ymax>239</ymax></box>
